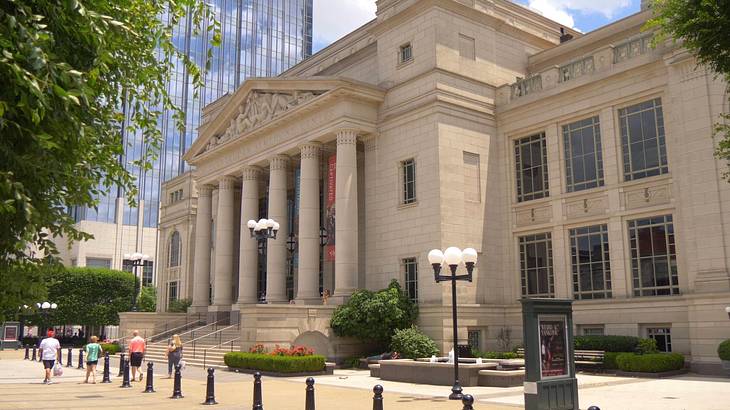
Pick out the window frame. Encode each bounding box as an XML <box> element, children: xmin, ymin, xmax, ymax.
<box><xmin>562</xmin><ymin>116</ymin><xmax>604</xmax><ymax>192</ymax></box>
<box><xmin>467</xmin><ymin>329</ymin><xmax>482</xmax><ymax>351</ymax></box>
<box><xmin>169</xmin><ymin>231</ymin><xmax>182</xmax><ymax>268</ymax></box>
<box><xmin>518</xmin><ymin>232</ymin><xmax>555</xmax><ymax>298</ymax></box>
<box><xmin>402</xmin><ymin>257</ymin><xmax>418</xmax><ymax>303</ymax></box>
<box><xmin>167</xmin><ymin>281</ymin><xmax>179</xmax><ymax>309</ymax></box>
<box><xmin>399</xmin><ymin>42</ymin><xmax>413</xmax><ymax>64</ymax></box>
<box><xmin>569</xmin><ymin>224</ymin><xmax>612</xmax><ymax>300</ymax></box>
<box><xmin>514</xmin><ymin>132</ymin><xmax>549</xmax><ymax>202</ymax></box>
<box><xmin>646</xmin><ymin>326</ymin><xmax>672</xmax><ymax>352</ymax></box>
<box><xmin>400</xmin><ymin>158</ymin><xmax>417</xmax><ymax>205</ymax></box>
<box><xmin>628</xmin><ymin>215</ymin><xmax>679</xmax><ymax>297</ymax></box>
<box><xmin>618</xmin><ymin>98</ymin><xmax>669</xmax><ymax>181</ymax></box>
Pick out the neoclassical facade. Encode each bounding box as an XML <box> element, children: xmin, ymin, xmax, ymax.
<box><xmin>156</xmin><ymin>0</ymin><xmax>730</xmax><ymax>372</ymax></box>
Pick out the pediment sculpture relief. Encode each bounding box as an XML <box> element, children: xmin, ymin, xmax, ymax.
<box><xmin>204</xmin><ymin>90</ymin><xmax>324</xmax><ymax>152</ymax></box>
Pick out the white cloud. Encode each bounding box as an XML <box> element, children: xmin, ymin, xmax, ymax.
<box><xmin>525</xmin><ymin>0</ymin><xmax>632</xmax><ymax>29</ymax></box>
<box><xmin>313</xmin><ymin>0</ymin><xmax>376</xmax><ymax>50</ymax></box>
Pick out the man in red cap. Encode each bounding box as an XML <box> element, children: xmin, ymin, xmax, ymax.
<box><xmin>39</xmin><ymin>329</ymin><xmax>60</xmax><ymax>384</ymax></box>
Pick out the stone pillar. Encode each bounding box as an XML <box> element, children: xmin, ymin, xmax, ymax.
<box><xmin>333</xmin><ymin>130</ymin><xmax>359</xmax><ymax>302</ymax></box>
<box><xmin>212</xmin><ymin>176</ymin><xmax>237</xmax><ymax>308</ymax></box>
<box><xmin>192</xmin><ymin>184</ymin><xmax>214</xmax><ymax>310</ymax></box>
<box><xmin>296</xmin><ymin>143</ymin><xmax>322</xmax><ymax>304</ymax></box>
<box><xmin>266</xmin><ymin>155</ymin><xmax>289</xmax><ymax>303</ymax></box>
<box><xmin>238</xmin><ymin>166</ymin><xmax>261</xmax><ymax>304</ymax></box>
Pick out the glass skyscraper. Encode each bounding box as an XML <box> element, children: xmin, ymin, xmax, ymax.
<box><xmin>73</xmin><ymin>0</ymin><xmax>313</xmax><ymax>228</ymax></box>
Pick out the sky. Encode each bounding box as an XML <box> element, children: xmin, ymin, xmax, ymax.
<box><xmin>312</xmin><ymin>0</ymin><xmax>643</xmax><ymax>53</ymax></box>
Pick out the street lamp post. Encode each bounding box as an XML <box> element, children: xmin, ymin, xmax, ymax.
<box><xmin>428</xmin><ymin>247</ymin><xmax>478</xmax><ymax>401</ymax></box>
<box><xmin>247</xmin><ymin>218</ymin><xmax>280</xmax><ymax>303</ymax></box>
<box><xmin>725</xmin><ymin>306</ymin><xmax>730</xmax><ymax>320</ymax></box>
<box><xmin>35</xmin><ymin>302</ymin><xmax>58</xmax><ymax>336</ymax></box>
<box><xmin>123</xmin><ymin>252</ymin><xmax>150</xmax><ymax>312</ymax></box>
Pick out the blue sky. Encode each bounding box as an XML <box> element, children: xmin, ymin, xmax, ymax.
<box><xmin>312</xmin><ymin>0</ymin><xmax>643</xmax><ymax>53</ymax></box>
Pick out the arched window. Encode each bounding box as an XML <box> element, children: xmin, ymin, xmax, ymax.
<box><xmin>169</xmin><ymin>231</ymin><xmax>181</xmax><ymax>268</ymax></box>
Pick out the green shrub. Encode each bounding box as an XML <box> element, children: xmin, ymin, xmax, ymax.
<box><xmin>718</xmin><ymin>339</ymin><xmax>730</xmax><ymax>361</ymax></box>
<box><xmin>636</xmin><ymin>338</ymin><xmax>659</xmax><ymax>354</ymax></box>
<box><xmin>615</xmin><ymin>353</ymin><xmax>685</xmax><ymax>373</ymax></box>
<box><xmin>389</xmin><ymin>325</ymin><xmax>439</xmax><ymax>359</ymax></box>
<box><xmin>342</xmin><ymin>357</ymin><xmax>362</xmax><ymax>369</ymax></box>
<box><xmin>602</xmin><ymin>352</ymin><xmax>627</xmax><ymax>369</ymax></box>
<box><xmin>224</xmin><ymin>352</ymin><xmax>326</xmax><ymax>373</ymax></box>
<box><xmin>574</xmin><ymin>335</ymin><xmax>641</xmax><ymax>352</ymax></box>
<box><xmin>472</xmin><ymin>350</ymin><xmax>519</xmax><ymax>360</ymax></box>
<box><xmin>168</xmin><ymin>298</ymin><xmax>192</xmax><ymax>313</ymax></box>
<box><xmin>101</xmin><ymin>343</ymin><xmax>121</xmax><ymax>355</ymax></box>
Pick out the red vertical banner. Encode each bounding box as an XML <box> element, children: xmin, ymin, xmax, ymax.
<box><xmin>325</xmin><ymin>154</ymin><xmax>336</xmax><ymax>261</ymax></box>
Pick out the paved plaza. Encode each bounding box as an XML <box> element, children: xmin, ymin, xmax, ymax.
<box><xmin>1</xmin><ymin>350</ymin><xmax>728</xmax><ymax>409</ymax></box>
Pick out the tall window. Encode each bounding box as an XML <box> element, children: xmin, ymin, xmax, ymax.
<box><xmin>619</xmin><ymin>98</ymin><xmax>668</xmax><ymax>181</ymax></box>
<box><xmin>123</xmin><ymin>260</ymin><xmax>154</xmax><ymax>286</ymax></box>
<box><xmin>169</xmin><ymin>231</ymin><xmax>181</xmax><ymax>267</ymax></box>
<box><xmin>463</xmin><ymin>152</ymin><xmax>481</xmax><ymax>202</ymax></box>
<box><xmin>467</xmin><ymin>329</ymin><xmax>481</xmax><ymax>350</ymax></box>
<box><xmin>628</xmin><ymin>215</ymin><xmax>679</xmax><ymax>296</ymax></box>
<box><xmin>519</xmin><ymin>233</ymin><xmax>554</xmax><ymax>297</ymax></box>
<box><xmin>399</xmin><ymin>43</ymin><xmax>412</xmax><ymax>64</ymax></box>
<box><xmin>403</xmin><ymin>257</ymin><xmax>418</xmax><ymax>303</ymax></box>
<box><xmin>570</xmin><ymin>224</ymin><xmax>612</xmax><ymax>299</ymax></box>
<box><xmin>401</xmin><ymin>158</ymin><xmax>416</xmax><ymax>205</ymax></box>
<box><xmin>167</xmin><ymin>281</ymin><xmax>178</xmax><ymax>309</ymax></box>
<box><xmin>515</xmin><ymin>133</ymin><xmax>549</xmax><ymax>202</ymax></box>
<box><xmin>647</xmin><ymin>327</ymin><xmax>672</xmax><ymax>352</ymax></box>
<box><xmin>564</xmin><ymin>116</ymin><xmax>604</xmax><ymax>192</ymax></box>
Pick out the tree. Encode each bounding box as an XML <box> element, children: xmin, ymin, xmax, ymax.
<box><xmin>138</xmin><ymin>286</ymin><xmax>156</xmax><ymax>312</ymax></box>
<box><xmin>0</xmin><ymin>0</ymin><xmax>219</xmax><ymax>305</ymax></box>
<box><xmin>330</xmin><ymin>280</ymin><xmax>418</xmax><ymax>350</ymax></box>
<box><xmin>648</xmin><ymin>1</ymin><xmax>730</xmax><ymax>174</ymax></box>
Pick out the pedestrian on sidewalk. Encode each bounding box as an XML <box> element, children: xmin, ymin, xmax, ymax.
<box><xmin>84</xmin><ymin>336</ymin><xmax>103</xmax><ymax>384</ymax></box>
<box><xmin>128</xmin><ymin>330</ymin><xmax>146</xmax><ymax>382</ymax></box>
<box><xmin>38</xmin><ymin>329</ymin><xmax>60</xmax><ymax>385</ymax></box>
<box><xmin>165</xmin><ymin>334</ymin><xmax>183</xmax><ymax>378</ymax></box>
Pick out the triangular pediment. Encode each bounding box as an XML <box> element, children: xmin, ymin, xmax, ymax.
<box><xmin>185</xmin><ymin>77</ymin><xmax>384</xmax><ymax>163</ymax></box>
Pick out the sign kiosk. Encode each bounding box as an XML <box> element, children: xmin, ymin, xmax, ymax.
<box><xmin>521</xmin><ymin>299</ymin><xmax>579</xmax><ymax>410</ymax></box>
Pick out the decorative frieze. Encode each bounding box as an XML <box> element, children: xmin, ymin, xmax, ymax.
<box><xmin>564</xmin><ymin>195</ymin><xmax>608</xmax><ymax>219</ymax></box>
<box><xmin>515</xmin><ymin>204</ymin><xmax>552</xmax><ymax>227</ymax></box>
<box><xmin>613</xmin><ymin>33</ymin><xmax>653</xmax><ymax>64</ymax></box>
<box><xmin>510</xmin><ymin>75</ymin><xmax>542</xmax><ymax>99</ymax></box>
<box><xmin>622</xmin><ymin>183</ymin><xmax>672</xmax><ymax>210</ymax></box>
<box><xmin>559</xmin><ymin>56</ymin><xmax>594</xmax><ymax>83</ymax></box>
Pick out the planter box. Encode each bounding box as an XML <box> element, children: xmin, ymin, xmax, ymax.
<box><xmin>378</xmin><ymin>359</ymin><xmax>497</xmax><ymax>387</ymax></box>
<box><xmin>615</xmin><ymin>369</ymin><xmax>688</xmax><ymax>378</ymax></box>
<box><xmin>722</xmin><ymin>360</ymin><xmax>730</xmax><ymax>376</ymax></box>
<box><xmin>478</xmin><ymin>369</ymin><xmax>525</xmax><ymax>387</ymax></box>
<box><xmin>227</xmin><ymin>362</ymin><xmax>335</xmax><ymax>378</ymax></box>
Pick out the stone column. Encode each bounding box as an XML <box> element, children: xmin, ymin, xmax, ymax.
<box><xmin>266</xmin><ymin>155</ymin><xmax>289</xmax><ymax>303</ymax></box>
<box><xmin>333</xmin><ymin>130</ymin><xmax>359</xmax><ymax>302</ymax></box>
<box><xmin>212</xmin><ymin>175</ymin><xmax>237</xmax><ymax>307</ymax></box>
<box><xmin>296</xmin><ymin>143</ymin><xmax>322</xmax><ymax>304</ymax></box>
<box><xmin>192</xmin><ymin>184</ymin><xmax>214</xmax><ymax>310</ymax></box>
<box><xmin>238</xmin><ymin>166</ymin><xmax>261</xmax><ymax>304</ymax></box>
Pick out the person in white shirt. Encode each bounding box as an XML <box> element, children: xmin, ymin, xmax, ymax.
<box><xmin>39</xmin><ymin>329</ymin><xmax>61</xmax><ymax>384</ymax></box>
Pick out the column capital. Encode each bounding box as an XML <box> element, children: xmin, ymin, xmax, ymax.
<box><xmin>270</xmin><ymin>154</ymin><xmax>290</xmax><ymax>171</ymax></box>
<box><xmin>300</xmin><ymin>142</ymin><xmax>322</xmax><ymax>160</ymax></box>
<box><xmin>361</xmin><ymin>135</ymin><xmax>378</xmax><ymax>152</ymax></box>
<box><xmin>336</xmin><ymin>129</ymin><xmax>358</xmax><ymax>145</ymax></box>
<box><xmin>197</xmin><ymin>183</ymin><xmax>215</xmax><ymax>197</ymax></box>
<box><xmin>218</xmin><ymin>175</ymin><xmax>238</xmax><ymax>190</ymax></box>
<box><xmin>241</xmin><ymin>165</ymin><xmax>262</xmax><ymax>181</ymax></box>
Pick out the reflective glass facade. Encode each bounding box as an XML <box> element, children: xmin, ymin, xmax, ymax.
<box><xmin>74</xmin><ymin>0</ymin><xmax>313</xmax><ymax>228</ymax></box>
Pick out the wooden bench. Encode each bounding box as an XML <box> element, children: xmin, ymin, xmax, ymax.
<box><xmin>516</xmin><ymin>348</ymin><xmax>605</xmax><ymax>369</ymax></box>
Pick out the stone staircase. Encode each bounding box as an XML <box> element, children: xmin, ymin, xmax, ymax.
<box><xmin>142</xmin><ymin>323</ymin><xmax>241</xmax><ymax>370</ymax></box>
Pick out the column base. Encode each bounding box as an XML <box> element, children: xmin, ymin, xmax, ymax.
<box><xmin>207</xmin><ymin>305</ymin><xmax>232</xmax><ymax>325</ymax></box>
<box><xmin>188</xmin><ymin>305</ymin><xmax>210</xmax><ymax>315</ymax></box>
<box><xmin>294</xmin><ymin>297</ymin><xmax>322</xmax><ymax>305</ymax></box>
<box><xmin>329</xmin><ymin>291</ymin><xmax>356</xmax><ymax>305</ymax></box>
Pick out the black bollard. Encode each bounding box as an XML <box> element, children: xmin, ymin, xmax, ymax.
<box><xmin>202</xmin><ymin>367</ymin><xmax>217</xmax><ymax>405</ymax></box>
<box><xmin>24</xmin><ymin>345</ymin><xmax>29</xmax><ymax>360</ymax></box>
<box><xmin>31</xmin><ymin>346</ymin><xmax>37</xmax><ymax>361</ymax></box>
<box><xmin>120</xmin><ymin>358</ymin><xmax>132</xmax><ymax>388</ymax></box>
<box><xmin>78</xmin><ymin>349</ymin><xmax>84</xmax><ymax>369</ymax></box>
<box><xmin>102</xmin><ymin>352</ymin><xmax>111</xmax><ymax>383</ymax></box>
<box><xmin>372</xmin><ymin>385</ymin><xmax>384</xmax><ymax>410</ymax></box>
<box><xmin>58</xmin><ymin>348</ymin><xmax>63</xmax><ymax>366</ymax></box>
<box><xmin>170</xmin><ymin>364</ymin><xmax>183</xmax><ymax>399</ymax></box>
<box><xmin>587</xmin><ymin>407</ymin><xmax>601</xmax><ymax>410</ymax></box>
<box><xmin>462</xmin><ymin>394</ymin><xmax>475</xmax><ymax>410</ymax></box>
<box><xmin>252</xmin><ymin>372</ymin><xmax>263</xmax><ymax>410</ymax></box>
<box><xmin>66</xmin><ymin>348</ymin><xmax>73</xmax><ymax>368</ymax></box>
<box><xmin>117</xmin><ymin>353</ymin><xmax>125</xmax><ymax>377</ymax></box>
<box><xmin>305</xmin><ymin>377</ymin><xmax>315</xmax><ymax>410</ymax></box>
<box><xmin>143</xmin><ymin>362</ymin><xmax>155</xmax><ymax>393</ymax></box>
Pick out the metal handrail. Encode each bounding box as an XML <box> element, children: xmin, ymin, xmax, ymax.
<box><xmin>203</xmin><ymin>337</ymin><xmax>240</xmax><ymax>368</ymax></box>
<box><xmin>116</xmin><ymin>313</ymin><xmax>203</xmax><ymax>351</ymax></box>
<box><xmin>186</xmin><ymin>323</ymin><xmax>239</xmax><ymax>359</ymax></box>
<box><xmin>149</xmin><ymin>320</ymin><xmax>223</xmax><ymax>348</ymax></box>
<box><xmin>146</xmin><ymin>313</ymin><xmax>204</xmax><ymax>343</ymax></box>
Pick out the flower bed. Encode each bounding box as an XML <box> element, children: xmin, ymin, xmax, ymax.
<box><xmin>224</xmin><ymin>352</ymin><xmax>325</xmax><ymax>373</ymax></box>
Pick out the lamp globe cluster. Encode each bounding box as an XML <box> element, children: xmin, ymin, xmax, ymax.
<box><xmin>428</xmin><ymin>247</ymin><xmax>478</xmax><ymax>266</ymax></box>
<box><xmin>247</xmin><ymin>218</ymin><xmax>280</xmax><ymax>240</ymax></box>
<box><xmin>123</xmin><ymin>252</ymin><xmax>150</xmax><ymax>261</ymax></box>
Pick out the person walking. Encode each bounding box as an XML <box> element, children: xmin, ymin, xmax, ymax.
<box><xmin>84</xmin><ymin>336</ymin><xmax>103</xmax><ymax>384</ymax></box>
<box><xmin>38</xmin><ymin>329</ymin><xmax>60</xmax><ymax>385</ymax></box>
<box><xmin>165</xmin><ymin>334</ymin><xmax>183</xmax><ymax>378</ymax></box>
<box><xmin>128</xmin><ymin>330</ymin><xmax>146</xmax><ymax>382</ymax></box>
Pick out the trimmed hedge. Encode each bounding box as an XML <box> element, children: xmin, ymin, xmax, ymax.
<box><xmin>615</xmin><ymin>353</ymin><xmax>685</xmax><ymax>373</ymax></box>
<box><xmin>574</xmin><ymin>335</ymin><xmax>641</xmax><ymax>352</ymax></box>
<box><xmin>718</xmin><ymin>339</ymin><xmax>730</xmax><ymax>361</ymax></box>
<box><xmin>472</xmin><ymin>350</ymin><xmax>519</xmax><ymax>360</ymax></box>
<box><xmin>100</xmin><ymin>343</ymin><xmax>121</xmax><ymax>355</ymax></box>
<box><xmin>224</xmin><ymin>352</ymin><xmax>326</xmax><ymax>373</ymax></box>
<box><xmin>603</xmin><ymin>352</ymin><xmax>625</xmax><ymax>370</ymax></box>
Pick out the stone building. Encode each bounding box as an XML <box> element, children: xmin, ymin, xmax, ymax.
<box><xmin>154</xmin><ymin>0</ymin><xmax>730</xmax><ymax>373</ymax></box>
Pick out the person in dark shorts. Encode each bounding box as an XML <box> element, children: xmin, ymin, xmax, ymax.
<box><xmin>128</xmin><ymin>330</ymin><xmax>146</xmax><ymax>382</ymax></box>
<box><xmin>39</xmin><ymin>329</ymin><xmax>60</xmax><ymax>384</ymax></box>
<box><xmin>84</xmin><ymin>335</ymin><xmax>103</xmax><ymax>384</ymax></box>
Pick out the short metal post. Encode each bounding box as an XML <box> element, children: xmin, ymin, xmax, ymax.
<box><xmin>102</xmin><ymin>352</ymin><xmax>111</xmax><ymax>383</ymax></box>
<box><xmin>143</xmin><ymin>362</ymin><xmax>155</xmax><ymax>393</ymax></box>
<box><xmin>120</xmin><ymin>358</ymin><xmax>132</xmax><ymax>388</ymax></box>
<box><xmin>58</xmin><ymin>348</ymin><xmax>63</xmax><ymax>365</ymax></box>
<box><xmin>372</xmin><ymin>385</ymin><xmax>384</xmax><ymax>410</ymax></box>
<box><xmin>66</xmin><ymin>347</ymin><xmax>72</xmax><ymax>367</ymax></box>
<box><xmin>305</xmin><ymin>377</ymin><xmax>315</xmax><ymax>410</ymax></box>
<box><xmin>170</xmin><ymin>364</ymin><xmax>183</xmax><ymax>399</ymax></box>
<box><xmin>252</xmin><ymin>371</ymin><xmax>263</xmax><ymax>410</ymax></box>
<box><xmin>202</xmin><ymin>367</ymin><xmax>217</xmax><ymax>405</ymax></box>
<box><xmin>24</xmin><ymin>345</ymin><xmax>29</xmax><ymax>360</ymax></box>
<box><xmin>117</xmin><ymin>353</ymin><xmax>125</xmax><ymax>377</ymax></box>
<box><xmin>78</xmin><ymin>349</ymin><xmax>84</xmax><ymax>369</ymax></box>
<box><xmin>31</xmin><ymin>346</ymin><xmax>37</xmax><ymax>361</ymax></box>
<box><xmin>462</xmin><ymin>394</ymin><xmax>474</xmax><ymax>410</ymax></box>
